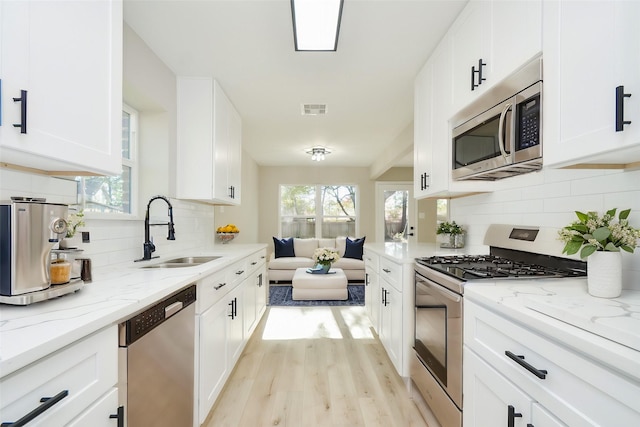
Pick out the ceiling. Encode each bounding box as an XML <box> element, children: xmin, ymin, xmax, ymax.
<box><xmin>124</xmin><ymin>0</ymin><xmax>467</xmax><ymax>168</ymax></box>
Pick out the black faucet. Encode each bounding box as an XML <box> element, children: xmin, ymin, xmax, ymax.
<box><xmin>136</xmin><ymin>195</ymin><xmax>176</xmax><ymax>261</ymax></box>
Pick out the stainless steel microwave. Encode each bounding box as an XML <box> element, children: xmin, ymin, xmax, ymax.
<box><xmin>451</xmin><ymin>58</ymin><xmax>543</xmax><ymax>181</ymax></box>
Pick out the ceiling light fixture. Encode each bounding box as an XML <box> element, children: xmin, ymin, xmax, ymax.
<box><xmin>291</xmin><ymin>0</ymin><xmax>344</xmax><ymax>51</ymax></box>
<box><xmin>306</xmin><ymin>146</ymin><xmax>331</xmax><ymax>161</ymax></box>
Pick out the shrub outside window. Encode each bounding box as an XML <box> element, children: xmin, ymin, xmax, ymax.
<box><xmin>76</xmin><ymin>104</ymin><xmax>138</xmax><ymax>217</ymax></box>
<box><xmin>280</xmin><ymin>185</ymin><xmax>357</xmax><ymax>238</ymax></box>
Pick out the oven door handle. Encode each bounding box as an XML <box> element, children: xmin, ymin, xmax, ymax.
<box><xmin>417</xmin><ymin>276</ymin><xmax>461</xmax><ymax>303</ymax></box>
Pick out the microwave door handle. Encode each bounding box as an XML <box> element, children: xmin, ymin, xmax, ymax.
<box><xmin>498</xmin><ymin>103</ymin><xmax>512</xmax><ymax>160</ymax></box>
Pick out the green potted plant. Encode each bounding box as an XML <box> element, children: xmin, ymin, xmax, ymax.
<box><xmin>59</xmin><ymin>210</ymin><xmax>85</xmax><ymax>249</ymax></box>
<box><xmin>558</xmin><ymin>208</ymin><xmax>639</xmax><ymax>298</ymax></box>
<box><xmin>436</xmin><ymin>221</ymin><xmax>465</xmax><ymax>248</ymax></box>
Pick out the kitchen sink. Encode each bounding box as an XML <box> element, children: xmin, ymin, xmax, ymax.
<box><xmin>141</xmin><ymin>256</ymin><xmax>222</xmax><ymax>268</ymax></box>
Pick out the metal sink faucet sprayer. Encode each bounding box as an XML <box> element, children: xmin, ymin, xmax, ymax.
<box><xmin>135</xmin><ymin>195</ymin><xmax>176</xmax><ymax>262</ymax></box>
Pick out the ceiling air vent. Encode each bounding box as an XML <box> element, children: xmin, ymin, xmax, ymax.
<box><xmin>301</xmin><ymin>104</ymin><xmax>327</xmax><ymax>116</ymax></box>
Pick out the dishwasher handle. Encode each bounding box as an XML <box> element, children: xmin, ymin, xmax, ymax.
<box><xmin>165</xmin><ymin>301</ymin><xmax>183</xmax><ymax>319</ymax></box>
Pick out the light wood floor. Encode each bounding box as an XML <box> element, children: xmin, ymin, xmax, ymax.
<box><xmin>203</xmin><ymin>306</ymin><xmax>429</xmax><ymax>427</ymax></box>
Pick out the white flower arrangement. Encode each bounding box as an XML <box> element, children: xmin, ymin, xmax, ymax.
<box><xmin>558</xmin><ymin>208</ymin><xmax>640</xmax><ymax>259</ymax></box>
<box><xmin>312</xmin><ymin>247</ymin><xmax>340</xmax><ymax>265</ymax></box>
<box><xmin>66</xmin><ymin>210</ymin><xmax>85</xmax><ymax>238</ymax></box>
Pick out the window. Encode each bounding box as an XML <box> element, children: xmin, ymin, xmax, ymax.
<box><xmin>280</xmin><ymin>185</ymin><xmax>357</xmax><ymax>238</ymax></box>
<box><xmin>76</xmin><ymin>104</ymin><xmax>138</xmax><ymax>216</ymax></box>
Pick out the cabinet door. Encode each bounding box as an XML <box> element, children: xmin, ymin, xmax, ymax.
<box><xmin>451</xmin><ymin>0</ymin><xmax>491</xmax><ymax>112</ymax></box>
<box><xmin>243</xmin><ymin>275</ymin><xmax>257</xmax><ymax>337</ymax></box>
<box><xmin>413</xmin><ymin>60</ymin><xmax>433</xmax><ymax>199</ymax></box>
<box><xmin>255</xmin><ymin>268</ymin><xmax>267</xmax><ymax>322</ymax></box>
<box><xmin>545</xmin><ymin>0</ymin><xmax>640</xmax><ymax>167</ymax></box>
<box><xmin>67</xmin><ymin>389</ymin><xmax>119</xmax><ymax>427</ymax></box>
<box><xmin>464</xmin><ymin>348</ymin><xmax>533</xmax><ymax>427</ymax></box>
<box><xmin>227</xmin><ymin>285</ymin><xmax>244</xmax><ymax>366</ymax></box>
<box><xmin>227</xmin><ymin>102</ymin><xmax>242</xmax><ymax>204</ymax></box>
<box><xmin>379</xmin><ymin>282</ymin><xmax>402</xmax><ymax>374</ymax></box>
<box><xmin>199</xmin><ymin>299</ymin><xmax>229</xmax><ymax>423</ymax></box>
<box><xmin>364</xmin><ymin>266</ymin><xmax>379</xmax><ymax>331</ymax></box>
<box><xmin>213</xmin><ymin>80</ymin><xmax>231</xmax><ymax>202</ymax></box>
<box><xmin>0</xmin><ymin>0</ymin><xmax>122</xmax><ymax>175</ymax></box>
<box><xmin>490</xmin><ymin>0</ymin><xmax>541</xmax><ymax>85</ymax></box>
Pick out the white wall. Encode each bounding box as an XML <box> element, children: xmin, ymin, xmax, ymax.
<box><xmin>450</xmin><ymin>168</ymin><xmax>640</xmax><ymax>290</ymax></box>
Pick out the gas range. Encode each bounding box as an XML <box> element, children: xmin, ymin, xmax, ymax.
<box><xmin>415</xmin><ymin>224</ymin><xmax>587</xmax><ymax>295</ymax></box>
<box><xmin>415</xmin><ymin>253</ymin><xmax>587</xmax><ymax>281</ymax></box>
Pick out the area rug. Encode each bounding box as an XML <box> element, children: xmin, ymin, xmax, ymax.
<box><xmin>269</xmin><ymin>285</ymin><xmax>365</xmax><ymax>307</ymax></box>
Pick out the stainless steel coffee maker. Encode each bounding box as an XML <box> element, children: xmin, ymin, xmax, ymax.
<box><xmin>0</xmin><ymin>198</ymin><xmax>85</xmax><ymax>305</ymax></box>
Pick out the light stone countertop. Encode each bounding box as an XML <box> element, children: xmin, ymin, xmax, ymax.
<box><xmin>363</xmin><ymin>241</ymin><xmax>486</xmax><ymax>263</ymax></box>
<box><xmin>464</xmin><ymin>279</ymin><xmax>640</xmax><ymax>382</ymax></box>
<box><xmin>0</xmin><ymin>244</ymin><xmax>266</xmax><ymax>378</ymax></box>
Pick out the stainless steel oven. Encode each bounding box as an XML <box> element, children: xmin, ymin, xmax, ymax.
<box><xmin>413</xmin><ymin>264</ymin><xmax>463</xmax><ymax>427</ymax></box>
<box><xmin>411</xmin><ymin>224</ymin><xmax>587</xmax><ymax>427</ymax></box>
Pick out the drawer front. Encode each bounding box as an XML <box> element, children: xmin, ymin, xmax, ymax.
<box><xmin>379</xmin><ymin>257</ymin><xmax>402</xmax><ymax>290</ymax></box>
<box><xmin>197</xmin><ymin>271</ymin><xmax>230</xmax><ymax>313</ymax></box>
<box><xmin>246</xmin><ymin>249</ymin><xmax>267</xmax><ymax>275</ymax></box>
<box><xmin>0</xmin><ymin>326</ymin><xmax>118</xmax><ymax>426</ymax></box>
<box><xmin>227</xmin><ymin>259</ymin><xmax>248</xmax><ymax>287</ymax></box>
<box><xmin>465</xmin><ymin>300</ymin><xmax>640</xmax><ymax>425</ymax></box>
<box><xmin>363</xmin><ymin>249</ymin><xmax>379</xmax><ymax>271</ymax></box>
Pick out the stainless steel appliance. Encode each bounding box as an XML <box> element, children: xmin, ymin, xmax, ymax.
<box><xmin>411</xmin><ymin>224</ymin><xmax>587</xmax><ymax>427</ymax></box>
<box><xmin>452</xmin><ymin>58</ymin><xmax>542</xmax><ymax>181</ymax></box>
<box><xmin>0</xmin><ymin>198</ymin><xmax>85</xmax><ymax>305</ymax></box>
<box><xmin>119</xmin><ymin>285</ymin><xmax>196</xmax><ymax>427</ymax></box>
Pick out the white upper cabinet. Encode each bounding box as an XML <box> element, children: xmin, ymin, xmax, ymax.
<box><xmin>450</xmin><ymin>0</ymin><xmax>542</xmax><ymax>113</ymax></box>
<box><xmin>176</xmin><ymin>77</ymin><xmax>242</xmax><ymax>205</ymax></box>
<box><xmin>543</xmin><ymin>0</ymin><xmax>640</xmax><ymax>168</ymax></box>
<box><xmin>0</xmin><ymin>0</ymin><xmax>123</xmax><ymax>176</ymax></box>
<box><xmin>413</xmin><ymin>35</ymin><xmax>494</xmax><ymax>199</ymax></box>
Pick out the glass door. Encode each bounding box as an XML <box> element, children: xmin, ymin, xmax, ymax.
<box><xmin>375</xmin><ymin>183</ymin><xmax>416</xmax><ymax>243</ymax></box>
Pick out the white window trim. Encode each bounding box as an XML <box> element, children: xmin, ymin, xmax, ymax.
<box><xmin>78</xmin><ymin>103</ymin><xmax>140</xmax><ymax>220</ymax></box>
<box><xmin>278</xmin><ymin>184</ymin><xmax>359</xmax><ymax>238</ymax></box>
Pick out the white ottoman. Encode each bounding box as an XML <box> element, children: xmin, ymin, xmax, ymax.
<box><xmin>291</xmin><ymin>267</ymin><xmax>348</xmax><ymax>300</ymax></box>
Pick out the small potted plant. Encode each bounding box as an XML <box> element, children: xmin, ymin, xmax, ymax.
<box><xmin>559</xmin><ymin>208</ymin><xmax>639</xmax><ymax>298</ymax></box>
<box><xmin>59</xmin><ymin>210</ymin><xmax>85</xmax><ymax>249</ymax></box>
<box><xmin>436</xmin><ymin>221</ymin><xmax>465</xmax><ymax>248</ymax></box>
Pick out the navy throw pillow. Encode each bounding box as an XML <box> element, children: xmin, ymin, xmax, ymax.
<box><xmin>273</xmin><ymin>237</ymin><xmax>295</xmax><ymax>258</ymax></box>
<box><xmin>344</xmin><ymin>236</ymin><xmax>365</xmax><ymax>260</ymax></box>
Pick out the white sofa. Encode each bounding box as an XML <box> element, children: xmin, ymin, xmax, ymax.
<box><xmin>268</xmin><ymin>237</ymin><xmax>365</xmax><ymax>282</ymax></box>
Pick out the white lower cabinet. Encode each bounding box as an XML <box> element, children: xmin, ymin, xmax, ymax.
<box><xmin>379</xmin><ymin>281</ymin><xmax>402</xmax><ymax>374</ymax></box>
<box><xmin>0</xmin><ymin>326</ymin><xmax>119</xmax><ymax>426</ymax></box>
<box><xmin>364</xmin><ymin>263</ymin><xmax>379</xmax><ymax>331</ymax></box>
<box><xmin>198</xmin><ymin>293</ymin><xmax>230</xmax><ymax>423</ymax></box>
<box><xmin>464</xmin><ymin>298</ymin><xmax>640</xmax><ymax>426</ymax></box>
<box><xmin>196</xmin><ymin>248</ymin><xmax>268</xmax><ymax>425</ymax></box>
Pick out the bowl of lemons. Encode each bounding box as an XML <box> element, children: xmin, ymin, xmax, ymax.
<box><xmin>216</xmin><ymin>224</ymin><xmax>239</xmax><ymax>243</ymax></box>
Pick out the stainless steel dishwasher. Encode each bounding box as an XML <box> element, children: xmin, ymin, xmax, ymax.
<box><xmin>119</xmin><ymin>284</ymin><xmax>196</xmax><ymax>427</ymax></box>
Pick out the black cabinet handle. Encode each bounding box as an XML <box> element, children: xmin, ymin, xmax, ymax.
<box><xmin>251</xmin><ymin>261</ymin><xmax>257</xmax><ymax>265</ymax></box>
<box><xmin>527</xmin><ymin>424</ymin><xmax>534</xmax><ymax>427</ymax></box>
<box><xmin>214</xmin><ymin>282</ymin><xmax>227</xmax><ymax>290</ymax></box>
<box><xmin>233</xmin><ymin>297</ymin><xmax>237</xmax><ymax>317</ymax></box>
<box><xmin>616</xmin><ymin>85</ymin><xmax>632</xmax><ymax>131</ymax></box>
<box><xmin>381</xmin><ymin>288</ymin><xmax>386</xmax><ymax>305</ymax></box>
<box><xmin>471</xmin><ymin>59</ymin><xmax>487</xmax><ymax>91</ymax></box>
<box><xmin>382</xmin><ymin>268</ymin><xmax>391</xmax><ymax>273</ymax></box>
<box><xmin>1</xmin><ymin>389</ymin><xmax>68</xmax><ymax>427</ymax></box>
<box><xmin>507</xmin><ymin>405</ymin><xmax>522</xmax><ymax>427</ymax></box>
<box><xmin>109</xmin><ymin>406</ymin><xmax>124</xmax><ymax>427</ymax></box>
<box><xmin>505</xmin><ymin>351</ymin><xmax>547</xmax><ymax>379</ymax></box>
<box><xmin>228</xmin><ymin>299</ymin><xmax>235</xmax><ymax>319</ymax></box>
<box><xmin>12</xmin><ymin>90</ymin><xmax>27</xmax><ymax>134</ymax></box>
<box><xmin>365</xmin><ymin>273</ymin><xmax>369</xmax><ymax>286</ymax></box>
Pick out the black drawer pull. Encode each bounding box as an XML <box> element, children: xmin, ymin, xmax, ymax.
<box><xmin>214</xmin><ymin>282</ymin><xmax>227</xmax><ymax>290</ymax></box>
<box><xmin>507</xmin><ymin>405</ymin><xmax>522</xmax><ymax>427</ymax></box>
<box><xmin>236</xmin><ymin>270</ymin><xmax>244</xmax><ymax>275</ymax></box>
<box><xmin>109</xmin><ymin>406</ymin><xmax>124</xmax><ymax>427</ymax></box>
<box><xmin>505</xmin><ymin>351</ymin><xmax>547</xmax><ymax>379</ymax></box>
<box><xmin>616</xmin><ymin>85</ymin><xmax>632</xmax><ymax>131</ymax></box>
<box><xmin>382</xmin><ymin>268</ymin><xmax>391</xmax><ymax>273</ymax></box>
<box><xmin>1</xmin><ymin>389</ymin><xmax>68</xmax><ymax>427</ymax></box>
<box><xmin>12</xmin><ymin>90</ymin><xmax>27</xmax><ymax>134</ymax></box>
<box><xmin>251</xmin><ymin>262</ymin><xmax>257</xmax><ymax>265</ymax></box>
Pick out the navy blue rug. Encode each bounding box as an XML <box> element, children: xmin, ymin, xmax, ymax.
<box><xmin>269</xmin><ymin>285</ymin><xmax>365</xmax><ymax>307</ymax></box>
